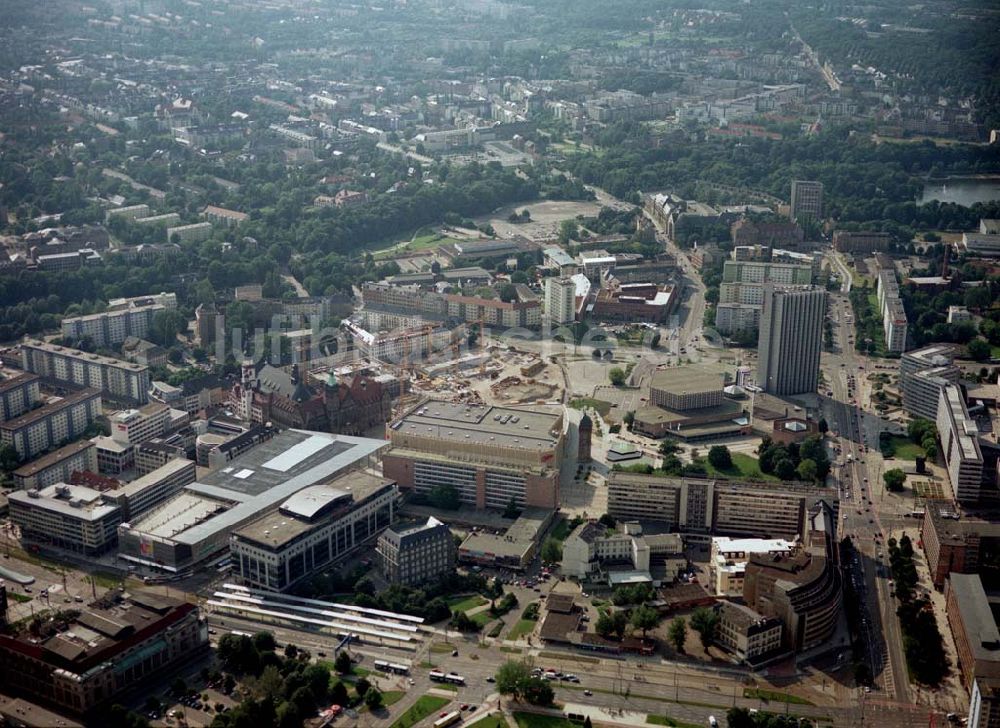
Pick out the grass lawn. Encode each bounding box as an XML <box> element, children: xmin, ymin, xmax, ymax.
<box><xmin>7</xmin><ymin>592</ymin><xmax>31</xmax><ymax>603</ymax></box>
<box><xmin>389</xmin><ymin>695</ymin><xmax>451</xmax><ymax>728</ymax></box>
<box><xmin>382</xmin><ymin>690</ymin><xmax>406</xmax><ymax>707</ymax></box>
<box><xmin>430</xmin><ymin>642</ymin><xmax>456</xmax><ymax>654</ymax></box>
<box><xmin>884</xmin><ymin>436</ymin><xmax>925</xmax><ymax>460</ymax></box>
<box><xmin>435</xmin><ymin>683</ymin><xmax>460</xmax><ymax>692</ymax></box>
<box><xmin>508</xmin><ymin>617</ymin><xmax>537</xmax><ymax>641</ymax></box>
<box><xmin>488</xmin><ymin>622</ymin><xmax>505</xmax><ymax>638</ymax></box>
<box><xmin>702</xmin><ymin>453</ymin><xmax>779</xmax><ymax>482</ymax></box>
<box><xmin>568</xmin><ymin>397</ymin><xmax>612</xmax><ymax>418</ymax></box>
<box><xmin>448</xmin><ymin>595</ymin><xmax>488</xmax><ymax>612</ymax></box>
<box><xmin>500</xmin><ymin>646</ymin><xmax>523</xmax><ymax>654</ymax></box>
<box><xmin>744</xmin><ymin>688</ymin><xmax>813</xmax><ymax>705</ymax></box>
<box><xmin>646</xmin><ymin>716</ymin><xmax>702</xmax><ymax>728</ymax></box>
<box><xmin>513</xmin><ymin>713</ymin><xmax>577</xmax><ymax>728</ymax></box>
<box><xmin>467</xmin><ymin>714</ymin><xmax>508</xmax><ymax>728</ymax></box>
<box><xmin>471</xmin><ymin>611</ymin><xmax>496</xmax><ymax>627</ymax></box>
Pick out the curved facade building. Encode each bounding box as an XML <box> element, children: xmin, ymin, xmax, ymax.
<box><xmin>743</xmin><ymin>501</ymin><xmax>841</xmax><ymax>652</ymax></box>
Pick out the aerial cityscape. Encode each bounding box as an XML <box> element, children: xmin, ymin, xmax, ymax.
<box><xmin>0</xmin><ymin>0</ymin><xmax>998</xmax><ymax>727</ymax></box>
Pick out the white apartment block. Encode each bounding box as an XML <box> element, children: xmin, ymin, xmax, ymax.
<box><xmin>937</xmin><ymin>384</ymin><xmax>984</xmax><ymax>504</ymax></box>
<box><xmin>714</xmin><ymin>303</ymin><xmax>761</xmax><ymax>334</ymax></box>
<box><xmin>544</xmin><ymin>277</ymin><xmax>577</xmax><ymax>325</ymax></box>
<box><xmin>165</xmin><ymin>222</ymin><xmax>212</xmax><ymax>244</ymax></box>
<box><xmin>877</xmin><ymin>269</ymin><xmax>908</xmax><ymax>353</ymax></box>
<box><xmin>0</xmin><ymin>389</ymin><xmax>102</xmax><ymax>460</ymax></box>
<box><xmin>22</xmin><ymin>340</ymin><xmax>151</xmax><ymax>405</ymax></box>
<box><xmin>0</xmin><ymin>373</ymin><xmax>41</xmax><ymax>422</ymax></box>
<box><xmin>105</xmin><ymin>204</ymin><xmax>150</xmax><ymax>223</ymax></box>
<box><xmin>60</xmin><ymin>304</ymin><xmax>164</xmax><ymax>348</ymax></box>
<box><xmin>900</xmin><ymin>345</ymin><xmax>960</xmax><ymax>421</ymax></box>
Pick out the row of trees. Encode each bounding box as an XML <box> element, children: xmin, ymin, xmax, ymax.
<box><xmin>888</xmin><ymin>535</ymin><xmax>949</xmax><ymax>685</ymax></box>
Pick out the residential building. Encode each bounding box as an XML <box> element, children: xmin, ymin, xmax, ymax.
<box><xmin>722</xmin><ymin>260</ymin><xmax>813</xmax><ymax>286</ymax></box>
<box><xmin>110</xmin><ymin>402</ymin><xmax>171</xmax><ymax>446</ymax></box>
<box><xmin>13</xmin><ymin>440</ymin><xmax>99</xmax><ymax>490</ymax></box>
<box><xmin>121</xmin><ymin>337</ymin><xmax>168</xmax><ymax>368</ymax></box>
<box><xmin>945</xmin><ymin>573</ymin><xmax>1000</xmax><ymax>696</ymax></box>
<box><xmin>106</xmin><ymin>292</ymin><xmax>177</xmax><ymax>311</ymax></box>
<box><xmin>0</xmin><ymin>389</ymin><xmax>102</xmax><ymax>460</ymax></box>
<box><xmin>937</xmin><ymin>383</ymin><xmax>985</xmax><ymax>503</ymax></box>
<box><xmin>714</xmin><ymin>303</ymin><xmax>762</xmax><ymax>334</ymax></box>
<box><xmin>230</xmin><ymin>471</ymin><xmax>397</xmax><ymax>592</ymax></box>
<box><xmin>544</xmin><ymin>276</ymin><xmax>577</xmax><ymax>325</ymax></box>
<box><xmin>105</xmin><ymin>204</ymin><xmax>150</xmax><ymax>223</ymax></box>
<box><xmin>0</xmin><ymin>591</ymin><xmax>206</xmax><ymax>715</ymax></box>
<box><xmin>195</xmin><ymin>303</ymin><xmax>220</xmax><ymax>346</ymax></box>
<box><xmin>789</xmin><ymin>180</ymin><xmax>823</xmax><ymax>221</ymax></box>
<box><xmin>709</xmin><ymin>537</ymin><xmax>795</xmax><ymax>596</ymax></box>
<box><xmin>444</xmin><ymin>292</ymin><xmax>541</xmax><ymax>329</ymax></box>
<box><xmin>922</xmin><ymin>503</ymin><xmax>981</xmax><ymax>589</ymax></box>
<box><xmin>832</xmin><ymin>230</ymin><xmax>893</xmax><ymax>254</ymax></box>
<box><xmin>377</xmin><ymin>516</ymin><xmax>456</xmax><ymax>587</ymax></box>
<box><xmin>900</xmin><ymin>345</ymin><xmax>961</xmax><ymax>421</ymax></box>
<box><xmin>949</xmin><ymin>306</ymin><xmax>973</xmax><ymax>324</ymax></box>
<box><xmin>756</xmin><ymin>286</ymin><xmax>825</xmax><ymax>396</ymax></box>
<box><xmin>382</xmin><ymin>401</ymin><xmax>564</xmax><ymax>510</ymax></box>
<box><xmin>133</xmin><ymin>212</ymin><xmax>181</xmax><ymax>227</ymax></box>
<box><xmin>165</xmin><ymin>222</ymin><xmax>212</xmax><ymax>244</ymax></box>
<box><xmin>118</xmin><ymin>430</ymin><xmax>388</xmax><ymax>572</ymax></box>
<box><xmin>562</xmin><ymin>520</ymin><xmax>685</xmax><ymax>585</ymax></box>
<box><xmin>201</xmin><ymin>205</ymin><xmax>248</xmax><ymax>227</ymax></box>
<box><xmin>970</xmin><ymin>676</ymin><xmax>1000</xmax><ymax>728</ymax></box>
<box><xmin>876</xmin><ymin>269</ymin><xmax>908</xmax><ymax>353</ymax></box>
<box><xmin>730</xmin><ymin>219</ymin><xmax>804</xmax><ymax>248</ymax></box>
<box><xmin>743</xmin><ymin>502</ymin><xmax>841</xmax><ymax>651</ymax></box>
<box><xmin>9</xmin><ymin>483</ymin><xmax>121</xmax><ymax>555</ymax></box>
<box><xmin>60</xmin><ymin>304</ymin><xmax>164</xmax><ymax>348</ymax></box>
<box><xmin>713</xmin><ymin>601</ymin><xmax>784</xmax><ymax>663</ymax></box>
<box><xmin>0</xmin><ymin>373</ymin><xmax>41</xmax><ymax>422</ymax></box>
<box><xmin>22</xmin><ymin>340</ymin><xmax>150</xmax><ymax>405</ymax></box>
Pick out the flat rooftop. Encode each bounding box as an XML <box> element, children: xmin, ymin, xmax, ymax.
<box><xmin>0</xmin><ymin>372</ymin><xmax>38</xmax><ymax>394</ymax></box>
<box><xmin>390</xmin><ymin>401</ymin><xmax>561</xmax><ymax>453</ymax></box>
<box><xmin>0</xmin><ymin>389</ymin><xmax>101</xmax><ymax>432</ymax></box>
<box><xmin>22</xmin><ymin>340</ymin><xmax>148</xmax><ymax>371</ymax></box>
<box><xmin>713</xmin><ymin>536</ymin><xmax>795</xmax><ymax>555</ymax></box>
<box><xmin>949</xmin><ymin>573</ymin><xmax>1000</xmax><ymax>665</ymax></box>
<box><xmin>125</xmin><ymin>430</ymin><xmax>388</xmax><ymax>548</ymax></box>
<box><xmin>234</xmin><ymin>471</ymin><xmax>395</xmax><ymax>549</ymax></box>
<box><xmin>651</xmin><ymin>365</ymin><xmax>727</xmax><ymax>396</ymax></box>
<box><xmin>13</xmin><ymin>439</ymin><xmax>94</xmax><ymax>478</ymax></box>
<box><xmin>9</xmin><ymin>483</ymin><xmax>118</xmax><ymax>521</ymax></box>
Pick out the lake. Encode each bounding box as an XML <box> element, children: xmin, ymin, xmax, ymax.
<box><xmin>919</xmin><ymin>177</ymin><xmax>1000</xmax><ymax>207</ymax></box>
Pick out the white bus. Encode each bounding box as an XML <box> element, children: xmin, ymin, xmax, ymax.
<box><xmin>433</xmin><ymin>711</ymin><xmax>462</xmax><ymax>728</ymax></box>
<box><xmin>375</xmin><ymin>660</ymin><xmax>410</xmax><ymax>675</ymax></box>
<box><xmin>429</xmin><ymin>671</ymin><xmax>466</xmax><ymax>685</ymax></box>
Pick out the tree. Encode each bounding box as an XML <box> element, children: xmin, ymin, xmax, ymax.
<box><xmin>596</xmin><ymin>610</ymin><xmax>629</xmax><ymax>639</ymax></box>
<box><xmin>818</xmin><ymin>418</ymin><xmax>828</xmax><ymax>434</ymax></box>
<box><xmin>252</xmin><ymin>631</ymin><xmax>276</xmax><ymax>652</ymax></box>
<box><xmin>450</xmin><ymin>610</ymin><xmax>478</xmax><ymax>632</ymax></box>
<box><xmin>150</xmin><ymin>308</ymin><xmax>188</xmax><ymax>347</ymax></box>
<box><xmin>0</xmin><ymin>443</ymin><xmax>20</xmax><ymax>471</ymax></box>
<box><xmin>522</xmin><ymin>677</ymin><xmax>555</xmax><ymax>706</ymax></box>
<box><xmin>330</xmin><ymin>681</ymin><xmax>349</xmax><ymax>707</ymax></box>
<box><xmin>797</xmin><ymin>458</ymin><xmax>818</xmax><ymax>482</ymax></box>
<box><xmin>609</xmin><ymin>367</ymin><xmax>626</xmax><ymax>386</ymax></box>
<box><xmin>968</xmin><ymin>338</ymin><xmax>992</xmax><ymax>361</ymax></box>
<box><xmin>364</xmin><ymin>687</ymin><xmax>383</xmax><ymax>710</ymax></box>
<box><xmin>623</xmin><ymin>410</ymin><xmax>635</xmax><ymax>429</ymax></box>
<box><xmin>503</xmin><ymin>497</ymin><xmax>521</xmax><ymax>519</ymax></box>
<box><xmin>690</xmin><ymin>607</ymin><xmax>719</xmax><ymax>650</ymax></box>
<box><xmin>668</xmin><ymin>616</ymin><xmax>687</xmax><ymax>653</ymax></box>
<box><xmin>284</xmin><ymin>643</ymin><xmax>299</xmax><ymax>659</ymax></box>
<box><xmin>707</xmin><ymin>445</ymin><xmax>732</xmax><ymax>469</ymax></box>
<box><xmin>558</xmin><ymin>219</ymin><xmax>579</xmax><ymax>243</ymax></box>
<box><xmin>629</xmin><ymin>605</ymin><xmax>661</xmax><ymax>637</ymax></box>
<box><xmin>775</xmin><ymin>458</ymin><xmax>796</xmax><ymax>480</ymax></box>
<box><xmin>334</xmin><ymin>650</ymin><xmax>353</xmax><ymax>675</ymax></box>
<box><xmin>884</xmin><ymin>468</ymin><xmax>907</xmax><ymax>492</ymax></box>
<box><xmin>540</xmin><ymin>537</ymin><xmax>563</xmax><ymax>563</ymax></box>
<box><xmin>429</xmin><ymin>483</ymin><xmax>461</xmax><ymax>510</ymax></box>
<box><xmin>303</xmin><ymin>664</ymin><xmax>331</xmax><ymax>700</ymax></box>
<box><xmin>354</xmin><ymin>677</ymin><xmax>371</xmax><ymax>699</ymax></box>
<box><xmin>171</xmin><ymin>677</ymin><xmax>188</xmax><ymax>697</ymax></box>
<box><xmin>495</xmin><ymin>660</ymin><xmax>531</xmax><ymax>700</ymax></box>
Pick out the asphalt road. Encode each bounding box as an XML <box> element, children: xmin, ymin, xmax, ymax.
<box><xmin>820</xmin><ymin>283</ymin><xmax>910</xmax><ymax>704</ymax></box>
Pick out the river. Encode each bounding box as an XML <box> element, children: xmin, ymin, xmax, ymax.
<box><xmin>919</xmin><ymin>177</ymin><xmax>1000</xmax><ymax>207</ymax></box>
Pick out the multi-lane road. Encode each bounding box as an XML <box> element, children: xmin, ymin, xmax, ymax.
<box><xmin>821</xmin><ymin>283</ymin><xmax>909</xmax><ymax>703</ymax></box>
